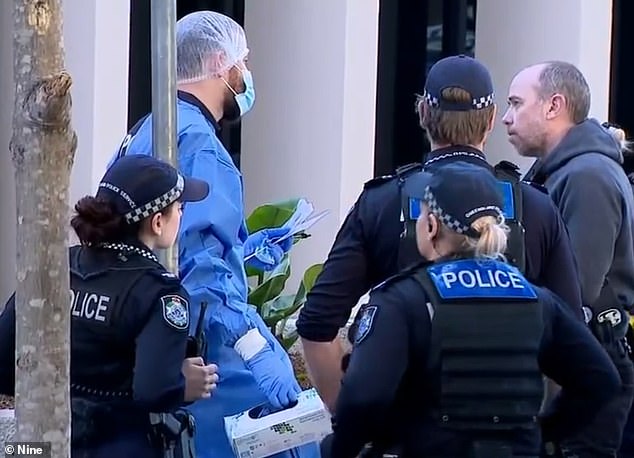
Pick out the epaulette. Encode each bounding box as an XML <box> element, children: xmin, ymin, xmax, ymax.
<box><xmin>147</xmin><ymin>268</ymin><xmax>182</xmax><ymax>285</ymax></box>
<box><xmin>395</xmin><ymin>162</ymin><xmax>423</xmax><ymax>181</ymax></box>
<box><xmin>363</xmin><ymin>174</ymin><xmax>395</xmax><ymax>190</ymax></box>
<box><xmin>370</xmin><ymin>262</ymin><xmax>427</xmax><ymax>292</ymax></box>
<box><xmin>523</xmin><ymin>180</ymin><xmax>549</xmax><ymax>195</ymax></box>
<box><xmin>363</xmin><ymin>162</ymin><xmax>423</xmax><ymax>190</ymax></box>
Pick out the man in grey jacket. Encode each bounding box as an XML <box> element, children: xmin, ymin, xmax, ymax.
<box><xmin>503</xmin><ymin>60</ymin><xmax>634</xmax><ymax>457</ymax></box>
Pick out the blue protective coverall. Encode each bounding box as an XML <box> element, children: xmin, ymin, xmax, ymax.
<box><xmin>110</xmin><ymin>92</ymin><xmax>320</xmax><ymax>458</ymax></box>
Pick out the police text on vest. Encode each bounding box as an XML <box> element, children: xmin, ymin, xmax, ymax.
<box><xmin>426</xmin><ymin>259</ymin><xmax>537</xmax><ymax>300</ymax></box>
<box><xmin>70</xmin><ymin>289</ymin><xmax>110</xmax><ymax>322</ymax></box>
<box><xmin>440</xmin><ymin>268</ymin><xmax>525</xmax><ymax>290</ymax></box>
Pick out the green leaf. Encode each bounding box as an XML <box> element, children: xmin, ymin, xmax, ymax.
<box><xmin>281</xmin><ymin>329</ymin><xmax>299</xmax><ymax>350</ymax></box>
<box><xmin>246</xmin><ymin>199</ymin><xmax>301</xmax><ymax>233</ymax></box>
<box><xmin>302</xmin><ymin>263</ymin><xmax>323</xmax><ymax>291</ymax></box>
<box><xmin>260</xmin><ymin>294</ymin><xmax>296</xmax><ymax>328</ymax></box>
<box><xmin>247</xmin><ymin>255</ymin><xmax>291</xmax><ymax>308</ymax></box>
<box><xmin>291</xmin><ymin>263</ymin><xmax>324</xmax><ymax>311</ymax></box>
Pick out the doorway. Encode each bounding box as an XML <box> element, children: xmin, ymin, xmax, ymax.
<box><xmin>609</xmin><ymin>0</ymin><xmax>634</xmax><ymax>174</ymax></box>
<box><xmin>373</xmin><ymin>0</ymin><xmax>477</xmax><ymax>176</ymax></box>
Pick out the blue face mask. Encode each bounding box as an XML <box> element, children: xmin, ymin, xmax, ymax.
<box><xmin>224</xmin><ymin>67</ymin><xmax>256</xmax><ymax>117</ymax></box>
<box><xmin>235</xmin><ymin>69</ymin><xmax>255</xmax><ymax>116</ymax></box>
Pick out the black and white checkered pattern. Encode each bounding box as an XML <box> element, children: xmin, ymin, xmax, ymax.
<box><xmin>423</xmin><ymin>186</ymin><xmax>471</xmax><ymax>235</ymax></box>
<box><xmin>99</xmin><ymin>242</ymin><xmax>159</xmax><ymax>264</ymax></box>
<box><xmin>423</xmin><ymin>90</ymin><xmax>440</xmax><ymax>107</ymax></box>
<box><xmin>124</xmin><ymin>175</ymin><xmax>184</xmax><ymax>224</ymax></box>
<box><xmin>473</xmin><ymin>94</ymin><xmax>495</xmax><ymax>109</ymax></box>
<box><xmin>423</xmin><ymin>90</ymin><xmax>494</xmax><ymax>110</ymax></box>
<box><xmin>423</xmin><ymin>151</ymin><xmax>487</xmax><ymax>168</ymax></box>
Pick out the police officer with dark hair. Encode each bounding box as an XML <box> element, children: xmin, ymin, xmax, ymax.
<box><xmin>297</xmin><ymin>55</ymin><xmax>583</xmax><ymax>411</ymax></box>
<box><xmin>319</xmin><ymin>162</ymin><xmax>620</xmax><ymax>458</ymax></box>
<box><xmin>0</xmin><ymin>154</ymin><xmax>217</xmax><ymax>458</ymax></box>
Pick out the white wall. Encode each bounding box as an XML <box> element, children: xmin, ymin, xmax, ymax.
<box><xmin>241</xmin><ymin>0</ymin><xmax>380</xmax><ymax>283</ymax></box>
<box><xmin>0</xmin><ymin>0</ymin><xmax>130</xmax><ymax>304</ymax></box>
<box><xmin>475</xmin><ymin>0</ymin><xmax>613</xmax><ymax>174</ymax></box>
<box><xmin>66</xmin><ymin>0</ymin><xmax>131</xmax><ymax>209</ymax></box>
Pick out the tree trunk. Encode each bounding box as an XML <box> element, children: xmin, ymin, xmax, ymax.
<box><xmin>10</xmin><ymin>1</ymin><xmax>77</xmax><ymax>456</ymax></box>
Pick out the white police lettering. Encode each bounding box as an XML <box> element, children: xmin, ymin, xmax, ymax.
<box><xmin>440</xmin><ymin>269</ymin><xmax>525</xmax><ymax>290</ymax></box>
<box><xmin>427</xmin><ymin>259</ymin><xmax>537</xmax><ymax>300</ymax></box>
<box><xmin>70</xmin><ymin>289</ymin><xmax>111</xmax><ymax>322</ymax></box>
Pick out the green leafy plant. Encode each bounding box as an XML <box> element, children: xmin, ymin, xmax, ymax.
<box><xmin>245</xmin><ymin>198</ymin><xmax>324</xmax><ymax>350</ymax></box>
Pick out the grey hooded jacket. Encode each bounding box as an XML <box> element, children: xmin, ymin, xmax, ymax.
<box><xmin>525</xmin><ymin>119</ymin><xmax>634</xmax><ymax>311</ymax></box>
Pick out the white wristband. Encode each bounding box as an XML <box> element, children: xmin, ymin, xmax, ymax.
<box><xmin>234</xmin><ymin>328</ymin><xmax>268</xmax><ymax>361</ymax></box>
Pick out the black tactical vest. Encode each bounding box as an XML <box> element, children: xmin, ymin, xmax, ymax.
<box><xmin>398</xmin><ymin>160</ymin><xmax>526</xmax><ymax>273</ymax></box>
<box><xmin>69</xmin><ymin>244</ymin><xmax>166</xmax><ymax>398</ymax></box>
<box><xmin>416</xmin><ymin>258</ymin><xmax>544</xmax><ymax>432</ymax></box>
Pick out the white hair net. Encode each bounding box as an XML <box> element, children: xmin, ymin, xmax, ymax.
<box><xmin>176</xmin><ymin>11</ymin><xmax>248</xmax><ymax>84</ymax></box>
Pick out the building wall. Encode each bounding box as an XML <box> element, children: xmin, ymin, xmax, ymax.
<box><xmin>475</xmin><ymin>0</ymin><xmax>614</xmax><ymax>173</ymax></box>
<box><xmin>241</xmin><ymin>0</ymin><xmax>381</xmax><ymax>285</ymax></box>
<box><xmin>0</xmin><ymin>0</ymin><xmax>130</xmax><ymax>304</ymax></box>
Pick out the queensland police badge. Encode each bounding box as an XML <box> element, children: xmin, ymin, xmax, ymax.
<box><xmin>161</xmin><ymin>295</ymin><xmax>190</xmax><ymax>330</ymax></box>
<box><xmin>354</xmin><ymin>306</ymin><xmax>378</xmax><ymax>345</ymax></box>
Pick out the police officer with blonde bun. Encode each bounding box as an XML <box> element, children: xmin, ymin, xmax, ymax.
<box><xmin>320</xmin><ymin>162</ymin><xmax>621</xmax><ymax>458</ymax></box>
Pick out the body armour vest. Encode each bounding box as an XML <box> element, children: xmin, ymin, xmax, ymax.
<box><xmin>416</xmin><ymin>258</ymin><xmax>544</xmax><ymax>432</ymax></box>
<box><xmin>69</xmin><ymin>244</ymin><xmax>166</xmax><ymax>398</ymax></box>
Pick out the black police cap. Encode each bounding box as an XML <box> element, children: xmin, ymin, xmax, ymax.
<box><xmin>96</xmin><ymin>154</ymin><xmax>209</xmax><ymax>224</ymax></box>
<box><xmin>422</xmin><ymin>54</ymin><xmax>495</xmax><ymax>112</ymax></box>
<box><xmin>404</xmin><ymin>162</ymin><xmax>504</xmax><ymax>237</ymax></box>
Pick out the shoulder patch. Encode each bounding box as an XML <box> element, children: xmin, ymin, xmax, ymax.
<box><xmin>161</xmin><ymin>295</ymin><xmax>190</xmax><ymax>330</ymax></box>
<box><xmin>354</xmin><ymin>305</ymin><xmax>377</xmax><ymax>345</ymax></box>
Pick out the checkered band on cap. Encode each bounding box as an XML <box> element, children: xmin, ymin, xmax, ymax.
<box><xmin>423</xmin><ymin>89</ymin><xmax>495</xmax><ymax>110</ymax></box>
<box><xmin>124</xmin><ymin>174</ymin><xmax>184</xmax><ymax>224</ymax></box>
<box><xmin>423</xmin><ymin>186</ymin><xmax>472</xmax><ymax>235</ymax></box>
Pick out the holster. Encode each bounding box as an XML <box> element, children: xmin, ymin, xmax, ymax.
<box><xmin>71</xmin><ymin>397</ymin><xmax>113</xmax><ymax>446</ymax></box>
<box><xmin>148</xmin><ymin>410</ymin><xmax>197</xmax><ymax>458</ymax></box>
<box><xmin>627</xmin><ymin>322</ymin><xmax>634</xmax><ymax>363</ymax></box>
<box><xmin>588</xmin><ymin>282</ymin><xmax>631</xmax><ymax>361</ymax></box>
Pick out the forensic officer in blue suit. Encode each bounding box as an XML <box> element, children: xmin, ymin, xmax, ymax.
<box><xmin>298</xmin><ymin>55</ymin><xmax>582</xmax><ymax>412</ymax></box>
<box><xmin>320</xmin><ymin>162</ymin><xmax>621</xmax><ymax>458</ymax></box>
<box><xmin>0</xmin><ymin>154</ymin><xmax>217</xmax><ymax>457</ymax></box>
<box><xmin>109</xmin><ymin>11</ymin><xmax>319</xmax><ymax>458</ymax></box>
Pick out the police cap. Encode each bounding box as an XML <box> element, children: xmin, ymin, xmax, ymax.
<box><xmin>404</xmin><ymin>162</ymin><xmax>504</xmax><ymax>237</ymax></box>
<box><xmin>97</xmin><ymin>154</ymin><xmax>209</xmax><ymax>224</ymax></box>
<box><xmin>422</xmin><ymin>54</ymin><xmax>494</xmax><ymax>112</ymax></box>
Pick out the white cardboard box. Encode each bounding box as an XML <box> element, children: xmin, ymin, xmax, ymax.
<box><xmin>224</xmin><ymin>388</ymin><xmax>332</xmax><ymax>458</ymax></box>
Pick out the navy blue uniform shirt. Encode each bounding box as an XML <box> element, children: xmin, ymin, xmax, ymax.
<box><xmin>0</xmin><ymin>241</ymin><xmax>191</xmax><ymax>417</ymax></box>
<box><xmin>297</xmin><ymin>146</ymin><xmax>583</xmax><ymax>342</ymax></box>
<box><xmin>324</xmin><ymin>262</ymin><xmax>620</xmax><ymax>458</ymax></box>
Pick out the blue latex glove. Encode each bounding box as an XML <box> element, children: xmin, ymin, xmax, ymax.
<box><xmin>244</xmin><ymin>227</ymin><xmax>293</xmax><ymax>272</ymax></box>
<box><xmin>245</xmin><ymin>345</ymin><xmax>301</xmax><ymax>410</ymax></box>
